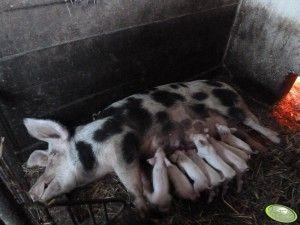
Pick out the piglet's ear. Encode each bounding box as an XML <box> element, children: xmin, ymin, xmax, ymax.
<box><xmin>24</xmin><ymin>118</ymin><xmax>69</xmax><ymax>142</ymax></box>
<box><xmin>147</xmin><ymin>158</ymin><xmax>155</xmax><ymax>166</ymax></box>
<box><xmin>27</xmin><ymin>150</ymin><xmax>49</xmax><ymax>168</ymax></box>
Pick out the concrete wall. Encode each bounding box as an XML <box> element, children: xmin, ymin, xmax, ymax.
<box><xmin>0</xmin><ymin>0</ymin><xmax>237</xmax><ymax>58</ymax></box>
<box><xmin>0</xmin><ymin>0</ymin><xmax>238</xmax><ymax>158</ymax></box>
<box><xmin>225</xmin><ymin>0</ymin><xmax>300</xmax><ymax>101</ymax></box>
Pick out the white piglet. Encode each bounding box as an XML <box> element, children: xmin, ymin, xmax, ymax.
<box><xmin>146</xmin><ymin>148</ymin><xmax>172</xmax><ymax>212</ymax></box>
<box><xmin>190</xmin><ymin>134</ymin><xmax>236</xmax><ymax>180</ymax></box>
<box><xmin>170</xmin><ymin>150</ymin><xmax>210</xmax><ymax>196</ymax></box>
<box><xmin>186</xmin><ymin>149</ymin><xmax>225</xmax><ymax>202</ymax></box>
<box><xmin>208</xmin><ymin>136</ymin><xmax>249</xmax><ymax>192</ymax></box>
<box><xmin>186</xmin><ymin>149</ymin><xmax>224</xmax><ymax>187</ymax></box>
<box><xmin>164</xmin><ymin>157</ymin><xmax>197</xmax><ymax>201</ymax></box>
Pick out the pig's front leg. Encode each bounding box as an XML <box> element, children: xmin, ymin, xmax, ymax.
<box><xmin>114</xmin><ymin>161</ymin><xmax>148</xmax><ymax>214</ymax></box>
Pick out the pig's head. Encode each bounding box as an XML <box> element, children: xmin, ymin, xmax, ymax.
<box><xmin>190</xmin><ymin>134</ymin><xmax>212</xmax><ymax>157</ymax></box>
<box><xmin>24</xmin><ymin>118</ymin><xmax>77</xmax><ymax>202</ymax></box>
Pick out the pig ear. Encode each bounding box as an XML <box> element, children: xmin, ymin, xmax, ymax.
<box><xmin>27</xmin><ymin>150</ymin><xmax>49</xmax><ymax>168</ymax></box>
<box><xmin>147</xmin><ymin>158</ymin><xmax>155</xmax><ymax>165</ymax></box>
<box><xmin>24</xmin><ymin>118</ymin><xmax>69</xmax><ymax>142</ymax></box>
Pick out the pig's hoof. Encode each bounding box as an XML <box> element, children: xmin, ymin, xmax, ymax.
<box><xmin>134</xmin><ymin>199</ymin><xmax>149</xmax><ymax>218</ymax></box>
<box><xmin>271</xmin><ymin>135</ymin><xmax>281</xmax><ymax>144</ymax></box>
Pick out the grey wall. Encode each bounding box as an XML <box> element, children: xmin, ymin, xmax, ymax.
<box><xmin>0</xmin><ymin>0</ymin><xmax>239</xmax><ymax>158</ymax></box>
<box><xmin>0</xmin><ymin>0</ymin><xmax>237</xmax><ymax>58</ymax></box>
<box><xmin>225</xmin><ymin>0</ymin><xmax>300</xmax><ymax>101</ymax></box>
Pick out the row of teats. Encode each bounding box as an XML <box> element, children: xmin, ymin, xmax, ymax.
<box><xmin>140</xmin><ymin>105</ymin><xmax>266</xmax><ymax>212</ymax></box>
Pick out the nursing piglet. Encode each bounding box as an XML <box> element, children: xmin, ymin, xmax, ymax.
<box><xmin>164</xmin><ymin>158</ymin><xmax>197</xmax><ymax>201</ymax></box>
<box><xmin>186</xmin><ymin>149</ymin><xmax>224</xmax><ymax>202</ymax></box>
<box><xmin>208</xmin><ymin>136</ymin><xmax>249</xmax><ymax>192</ymax></box>
<box><xmin>170</xmin><ymin>150</ymin><xmax>210</xmax><ymax>196</ymax></box>
<box><xmin>146</xmin><ymin>148</ymin><xmax>172</xmax><ymax>212</ymax></box>
<box><xmin>190</xmin><ymin>134</ymin><xmax>236</xmax><ymax>180</ymax></box>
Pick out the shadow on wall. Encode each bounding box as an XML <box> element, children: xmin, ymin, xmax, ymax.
<box><xmin>225</xmin><ymin>0</ymin><xmax>300</xmax><ymax>101</ymax></box>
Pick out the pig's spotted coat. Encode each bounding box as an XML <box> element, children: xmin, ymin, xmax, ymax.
<box><xmin>122</xmin><ymin>132</ymin><xmax>140</xmax><ymax>164</ymax></box>
<box><xmin>212</xmin><ymin>88</ymin><xmax>239</xmax><ymax>107</ymax></box>
<box><xmin>155</xmin><ymin>111</ymin><xmax>169</xmax><ymax>123</ymax></box>
<box><xmin>190</xmin><ymin>103</ymin><xmax>209</xmax><ymax>118</ymax></box>
<box><xmin>150</xmin><ymin>90</ymin><xmax>186</xmax><ymax>107</ymax></box>
<box><xmin>169</xmin><ymin>84</ymin><xmax>180</xmax><ymax>89</ymax></box>
<box><xmin>191</xmin><ymin>92</ymin><xmax>208</xmax><ymax>101</ymax></box>
<box><xmin>228</xmin><ymin>106</ymin><xmax>246</xmax><ymax>122</ymax></box>
<box><xmin>25</xmin><ymin>79</ymin><xmax>280</xmax><ymax>206</ymax></box>
<box><xmin>74</xmin><ymin>80</ymin><xmax>247</xmax><ymax>170</ymax></box>
<box><xmin>75</xmin><ymin>141</ymin><xmax>96</xmax><ymax>171</ymax></box>
<box><xmin>93</xmin><ymin>118</ymin><xmax>123</xmax><ymax>142</ymax></box>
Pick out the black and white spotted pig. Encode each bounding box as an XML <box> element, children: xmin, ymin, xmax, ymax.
<box><xmin>24</xmin><ymin>80</ymin><xmax>280</xmax><ymax>212</ymax></box>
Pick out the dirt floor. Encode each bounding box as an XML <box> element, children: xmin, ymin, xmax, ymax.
<box><xmin>24</xmin><ymin>82</ymin><xmax>300</xmax><ymax>225</ymax></box>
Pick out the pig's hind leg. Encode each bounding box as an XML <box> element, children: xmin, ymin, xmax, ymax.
<box><xmin>234</xmin><ymin>102</ymin><xmax>280</xmax><ymax>144</ymax></box>
<box><xmin>207</xmin><ymin>85</ymin><xmax>280</xmax><ymax>143</ymax></box>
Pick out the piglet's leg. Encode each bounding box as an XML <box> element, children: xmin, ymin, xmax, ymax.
<box><xmin>207</xmin><ymin>189</ymin><xmax>216</xmax><ymax>203</ymax></box>
<box><xmin>114</xmin><ymin>162</ymin><xmax>148</xmax><ymax>214</ymax></box>
<box><xmin>222</xmin><ymin>180</ymin><xmax>229</xmax><ymax>196</ymax></box>
<box><xmin>236</xmin><ymin>172</ymin><xmax>243</xmax><ymax>193</ymax></box>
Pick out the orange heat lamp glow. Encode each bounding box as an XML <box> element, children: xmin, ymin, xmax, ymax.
<box><xmin>272</xmin><ymin>74</ymin><xmax>300</xmax><ymax>132</ymax></box>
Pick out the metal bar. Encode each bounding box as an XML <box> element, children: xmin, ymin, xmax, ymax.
<box><xmin>103</xmin><ymin>203</ymin><xmax>110</xmax><ymax>225</ymax></box>
<box><xmin>26</xmin><ymin>202</ymin><xmax>56</xmax><ymax>225</ymax></box>
<box><xmin>48</xmin><ymin>198</ymin><xmax>126</xmax><ymax>207</ymax></box>
<box><xmin>66</xmin><ymin>206</ymin><xmax>79</xmax><ymax>225</ymax></box>
<box><xmin>46</xmin><ymin>198</ymin><xmax>126</xmax><ymax>224</ymax></box>
<box><xmin>87</xmin><ymin>204</ymin><xmax>97</xmax><ymax>225</ymax></box>
<box><xmin>0</xmin><ymin>138</ymin><xmax>54</xmax><ymax>225</ymax></box>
